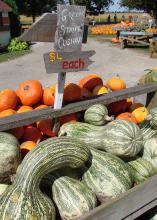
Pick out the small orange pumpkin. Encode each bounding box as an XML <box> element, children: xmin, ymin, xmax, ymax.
<box><xmin>0</xmin><ymin>109</ymin><xmax>17</xmax><ymax>118</ymax></box>
<box><xmin>81</xmin><ymin>88</ymin><xmax>92</xmax><ymax>99</ymax></box>
<box><xmin>107</xmin><ymin>75</ymin><xmax>126</xmax><ymax>91</ymax></box>
<box><xmin>22</xmin><ymin>126</ymin><xmax>42</xmax><ymax>143</ymax></box>
<box><xmin>129</xmin><ymin>103</ymin><xmax>144</xmax><ymax>113</ymax></box>
<box><xmin>17</xmin><ymin>106</ymin><xmax>33</xmax><ymax>113</ymax></box>
<box><xmin>17</xmin><ymin>80</ymin><xmax>43</xmax><ymax>106</ymax></box>
<box><xmin>20</xmin><ymin>141</ymin><xmax>37</xmax><ymax>158</ymax></box>
<box><xmin>9</xmin><ymin>126</ymin><xmax>25</xmax><ymax>139</ymax></box>
<box><xmin>0</xmin><ymin>89</ymin><xmax>18</xmax><ymax>112</ymax></box>
<box><xmin>79</xmin><ymin>74</ymin><xmax>103</xmax><ymax>91</ymax></box>
<box><xmin>60</xmin><ymin>113</ymin><xmax>78</xmax><ymax>125</ymax></box>
<box><xmin>132</xmin><ymin>107</ymin><xmax>149</xmax><ymax>123</ymax></box>
<box><xmin>37</xmin><ymin>119</ymin><xmax>57</xmax><ymax>137</ymax></box>
<box><xmin>63</xmin><ymin>83</ymin><xmax>81</xmax><ymax>102</ymax></box>
<box><xmin>43</xmin><ymin>87</ymin><xmax>55</xmax><ymax>106</ymax></box>
<box><xmin>116</xmin><ymin>112</ymin><xmax>137</xmax><ymax>124</ymax></box>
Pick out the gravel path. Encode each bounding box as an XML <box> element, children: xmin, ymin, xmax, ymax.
<box><xmin>0</xmin><ymin>37</ymin><xmax>156</xmax><ymax>92</ymax></box>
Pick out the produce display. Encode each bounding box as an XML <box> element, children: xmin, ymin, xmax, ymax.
<box><xmin>0</xmin><ymin>72</ymin><xmax>157</xmax><ymax>219</ymax></box>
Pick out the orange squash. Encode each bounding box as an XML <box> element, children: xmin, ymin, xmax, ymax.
<box><xmin>132</xmin><ymin>107</ymin><xmax>149</xmax><ymax>124</ymax></box>
<box><xmin>79</xmin><ymin>74</ymin><xmax>103</xmax><ymax>91</ymax></box>
<box><xmin>20</xmin><ymin>141</ymin><xmax>37</xmax><ymax>158</ymax></box>
<box><xmin>63</xmin><ymin>83</ymin><xmax>81</xmax><ymax>102</ymax></box>
<box><xmin>37</xmin><ymin>119</ymin><xmax>56</xmax><ymax>137</ymax></box>
<box><xmin>43</xmin><ymin>87</ymin><xmax>55</xmax><ymax>106</ymax></box>
<box><xmin>9</xmin><ymin>126</ymin><xmax>25</xmax><ymax>139</ymax></box>
<box><xmin>93</xmin><ymin>85</ymin><xmax>108</xmax><ymax>95</ymax></box>
<box><xmin>107</xmin><ymin>76</ymin><xmax>126</xmax><ymax>91</ymax></box>
<box><xmin>17</xmin><ymin>106</ymin><xmax>33</xmax><ymax>113</ymax></box>
<box><xmin>17</xmin><ymin>80</ymin><xmax>43</xmax><ymax>106</ymax></box>
<box><xmin>0</xmin><ymin>109</ymin><xmax>16</xmax><ymax>118</ymax></box>
<box><xmin>81</xmin><ymin>88</ymin><xmax>92</xmax><ymax>99</ymax></box>
<box><xmin>0</xmin><ymin>89</ymin><xmax>18</xmax><ymax>112</ymax></box>
<box><xmin>60</xmin><ymin>113</ymin><xmax>78</xmax><ymax>125</ymax></box>
<box><xmin>22</xmin><ymin>126</ymin><xmax>42</xmax><ymax>143</ymax></box>
<box><xmin>116</xmin><ymin>112</ymin><xmax>137</xmax><ymax>124</ymax></box>
<box><xmin>129</xmin><ymin>103</ymin><xmax>144</xmax><ymax>113</ymax></box>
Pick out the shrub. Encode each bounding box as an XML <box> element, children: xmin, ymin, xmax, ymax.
<box><xmin>8</xmin><ymin>38</ymin><xmax>29</xmax><ymax>52</ymax></box>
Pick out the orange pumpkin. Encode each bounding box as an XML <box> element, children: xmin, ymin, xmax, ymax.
<box><xmin>17</xmin><ymin>80</ymin><xmax>43</xmax><ymax>106</ymax></box>
<box><xmin>20</xmin><ymin>141</ymin><xmax>37</xmax><ymax>158</ymax></box>
<box><xmin>22</xmin><ymin>126</ymin><xmax>42</xmax><ymax>143</ymax></box>
<box><xmin>17</xmin><ymin>106</ymin><xmax>33</xmax><ymax>113</ymax></box>
<box><xmin>0</xmin><ymin>109</ymin><xmax>16</xmax><ymax>118</ymax></box>
<box><xmin>81</xmin><ymin>88</ymin><xmax>92</xmax><ymax>99</ymax></box>
<box><xmin>37</xmin><ymin>119</ymin><xmax>56</xmax><ymax>137</ymax></box>
<box><xmin>79</xmin><ymin>74</ymin><xmax>103</xmax><ymax>91</ymax></box>
<box><xmin>9</xmin><ymin>126</ymin><xmax>25</xmax><ymax>139</ymax></box>
<box><xmin>43</xmin><ymin>87</ymin><xmax>55</xmax><ymax>106</ymax></box>
<box><xmin>116</xmin><ymin>112</ymin><xmax>137</xmax><ymax>124</ymax></box>
<box><xmin>132</xmin><ymin>107</ymin><xmax>149</xmax><ymax>124</ymax></box>
<box><xmin>35</xmin><ymin>104</ymin><xmax>48</xmax><ymax>110</ymax></box>
<box><xmin>63</xmin><ymin>83</ymin><xmax>81</xmax><ymax>102</ymax></box>
<box><xmin>129</xmin><ymin>103</ymin><xmax>144</xmax><ymax>113</ymax></box>
<box><xmin>108</xmin><ymin>100</ymin><xmax>130</xmax><ymax>116</ymax></box>
<box><xmin>60</xmin><ymin>113</ymin><xmax>78</xmax><ymax>125</ymax></box>
<box><xmin>0</xmin><ymin>89</ymin><xmax>18</xmax><ymax>112</ymax></box>
<box><xmin>107</xmin><ymin>76</ymin><xmax>126</xmax><ymax>91</ymax></box>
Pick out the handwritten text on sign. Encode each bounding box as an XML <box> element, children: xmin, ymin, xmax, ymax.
<box><xmin>44</xmin><ymin>50</ymin><xmax>95</xmax><ymax>73</ymax></box>
<box><xmin>54</xmin><ymin>5</ymin><xmax>86</xmax><ymax>52</ymax></box>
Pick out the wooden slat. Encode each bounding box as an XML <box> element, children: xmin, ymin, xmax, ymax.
<box><xmin>78</xmin><ymin>174</ymin><xmax>157</xmax><ymax>220</ymax></box>
<box><xmin>0</xmin><ymin>83</ymin><xmax>157</xmax><ymax>131</ymax></box>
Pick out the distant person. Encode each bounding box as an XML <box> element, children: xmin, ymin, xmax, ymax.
<box><xmin>91</xmin><ymin>16</ymin><xmax>96</xmax><ymax>26</ymax></box>
<box><xmin>114</xmin><ymin>13</ymin><xmax>117</xmax><ymax>24</ymax></box>
<box><xmin>121</xmin><ymin>15</ymin><xmax>126</xmax><ymax>22</ymax></box>
<box><xmin>108</xmin><ymin>14</ymin><xmax>111</xmax><ymax>23</ymax></box>
<box><xmin>129</xmin><ymin>15</ymin><xmax>133</xmax><ymax>23</ymax></box>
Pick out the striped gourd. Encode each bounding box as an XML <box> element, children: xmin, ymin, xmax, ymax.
<box><xmin>143</xmin><ymin>135</ymin><xmax>157</xmax><ymax>169</ymax></box>
<box><xmin>140</xmin><ymin>121</ymin><xmax>157</xmax><ymax>143</ymax></box>
<box><xmin>59</xmin><ymin>122</ymin><xmax>106</xmax><ymax>149</ymax></box>
<box><xmin>82</xmin><ymin>149</ymin><xmax>133</xmax><ymax>203</ymax></box>
<box><xmin>0</xmin><ymin>184</ymin><xmax>9</xmax><ymax>196</ymax></box>
<box><xmin>0</xmin><ymin>132</ymin><xmax>20</xmax><ymax>183</ymax></box>
<box><xmin>147</xmin><ymin>108</ymin><xmax>157</xmax><ymax>129</ymax></box>
<box><xmin>52</xmin><ymin>174</ymin><xmax>97</xmax><ymax>220</ymax></box>
<box><xmin>128</xmin><ymin>158</ymin><xmax>157</xmax><ymax>184</ymax></box>
<box><xmin>59</xmin><ymin>120</ymin><xmax>143</xmax><ymax>157</ymax></box>
<box><xmin>0</xmin><ymin>137</ymin><xmax>90</xmax><ymax>220</ymax></box>
<box><xmin>84</xmin><ymin>104</ymin><xmax>113</xmax><ymax>126</ymax></box>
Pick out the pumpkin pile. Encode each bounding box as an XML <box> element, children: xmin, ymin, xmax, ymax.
<box><xmin>91</xmin><ymin>24</ymin><xmax>117</xmax><ymax>35</ymax></box>
<box><xmin>1</xmin><ymin>73</ymin><xmax>157</xmax><ymax>219</ymax></box>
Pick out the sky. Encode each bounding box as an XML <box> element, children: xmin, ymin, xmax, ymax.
<box><xmin>108</xmin><ymin>0</ymin><xmax>128</xmax><ymax>12</ymax></box>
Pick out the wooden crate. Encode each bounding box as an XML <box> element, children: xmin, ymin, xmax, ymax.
<box><xmin>1</xmin><ymin>83</ymin><xmax>157</xmax><ymax>220</ymax></box>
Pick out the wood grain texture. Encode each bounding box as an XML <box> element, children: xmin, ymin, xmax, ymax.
<box><xmin>78</xmin><ymin>174</ymin><xmax>157</xmax><ymax>220</ymax></box>
<box><xmin>0</xmin><ymin>83</ymin><xmax>157</xmax><ymax>131</ymax></box>
<box><xmin>20</xmin><ymin>13</ymin><xmax>57</xmax><ymax>42</ymax></box>
<box><xmin>54</xmin><ymin>4</ymin><xmax>86</xmax><ymax>52</ymax></box>
<box><xmin>44</xmin><ymin>50</ymin><xmax>95</xmax><ymax>73</ymax></box>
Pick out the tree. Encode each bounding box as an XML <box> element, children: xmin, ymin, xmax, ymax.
<box><xmin>4</xmin><ymin>0</ymin><xmax>21</xmax><ymax>37</ymax></box>
<box><xmin>121</xmin><ymin>0</ymin><xmax>157</xmax><ymax>20</ymax></box>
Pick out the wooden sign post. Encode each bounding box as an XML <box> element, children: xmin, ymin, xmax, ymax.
<box><xmin>44</xmin><ymin>4</ymin><xmax>95</xmax><ymax>131</ymax></box>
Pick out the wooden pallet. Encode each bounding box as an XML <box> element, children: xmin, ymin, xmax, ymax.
<box><xmin>1</xmin><ymin>83</ymin><xmax>157</xmax><ymax>220</ymax></box>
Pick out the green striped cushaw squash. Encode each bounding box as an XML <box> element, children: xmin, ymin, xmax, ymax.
<box><xmin>0</xmin><ymin>184</ymin><xmax>9</xmax><ymax>196</ymax></box>
<box><xmin>0</xmin><ymin>137</ymin><xmax>90</xmax><ymax>220</ymax></box>
<box><xmin>82</xmin><ymin>149</ymin><xmax>133</xmax><ymax>203</ymax></box>
<box><xmin>59</xmin><ymin>122</ymin><xmax>107</xmax><ymax>149</ymax></box>
<box><xmin>146</xmin><ymin>108</ymin><xmax>157</xmax><ymax>129</ymax></box>
<box><xmin>84</xmin><ymin>104</ymin><xmax>113</xmax><ymax>126</ymax></box>
<box><xmin>143</xmin><ymin>135</ymin><xmax>157</xmax><ymax>169</ymax></box>
<box><xmin>51</xmin><ymin>174</ymin><xmax>97</xmax><ymax>220</ymax></box>
<box><xmin>0</xmin><ymin>132</ymin><xmax>21</xmax><ymax>184</ymax></box>
<box><xmin>139</xmin><ymin>121</ymin><xmax>157</xmax><ymax>143</ymax></box>
<box><xmin>128</xmin><ymin>158</ymin><xmax>157</xmax><ymax>184</ymax></box>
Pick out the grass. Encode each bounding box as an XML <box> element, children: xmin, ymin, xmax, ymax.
<box><xmin>0</xmin><ymin>50</ymin><xmax>31</xmax><ymax>63</ymax></box>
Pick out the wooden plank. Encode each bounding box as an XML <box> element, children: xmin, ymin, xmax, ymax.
<box><xmin>0</xmin><ymin>83</ymin><xmax>157</xmax><ymax>131</ymax></box>
<box><xmin>120</xmin><ymin>36</ymin><xmax>150</xmax><ymax>46</ymax></box>
<box><xmin>54</xmin><ymin>4</ymin><xmax>86</xmax><ymax>52</ymax></box>
<box><xmin>44</xmin><ymin>50</ymin><xmax>95</xmax><ymax>73</ymax></box>
<box><xmin>78</xmin><ymin>174</ymin><xmax>157</xmax><ymax>220</ymax></box>
<box><xmin>20</xmin><ymin>13</ymin><xmax>57</xmax><ymax>42</ymax></box>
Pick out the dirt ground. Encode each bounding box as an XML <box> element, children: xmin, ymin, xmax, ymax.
<box><xmin>0</xmin><ymin>37</ymin><xmax>156</xmax><ymax>103</ymax></box>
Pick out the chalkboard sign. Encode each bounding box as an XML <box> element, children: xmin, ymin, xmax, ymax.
<box><xmin>54</xmin><ymin>4</ymin><xmax>86</xmax><ymax>52</ymax></box>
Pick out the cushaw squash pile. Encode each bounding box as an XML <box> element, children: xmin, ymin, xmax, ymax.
<box><xmin>1</xmin><ymin>74</ymin><xmax>157</xmax><ymax>219</ymax></box>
